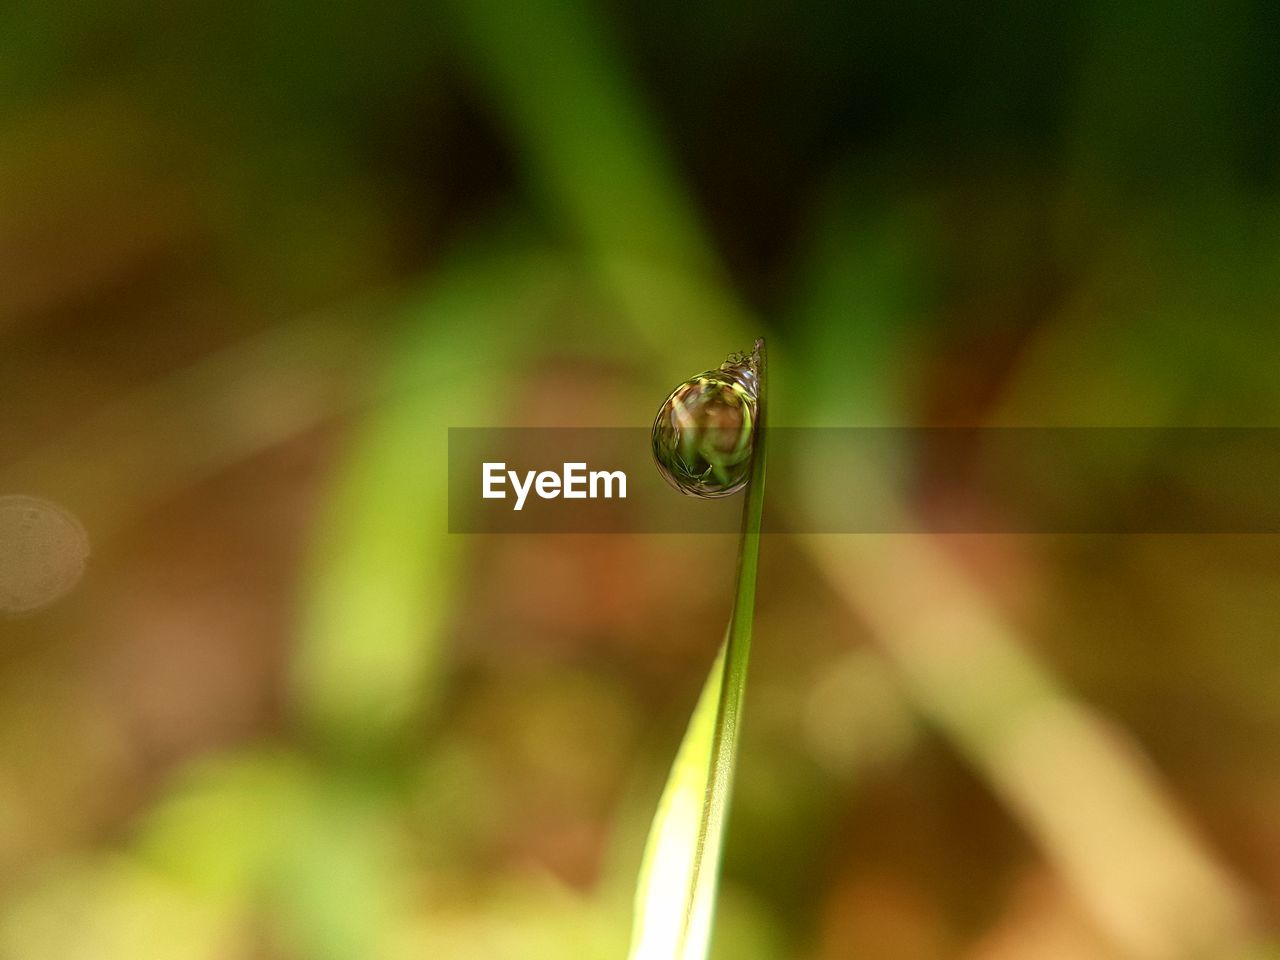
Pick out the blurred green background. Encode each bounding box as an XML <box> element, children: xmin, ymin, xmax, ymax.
<box><xmin>2</xmin><ymin>0</ymin><xmax>1279</xmax><ymax>957</ymax></box>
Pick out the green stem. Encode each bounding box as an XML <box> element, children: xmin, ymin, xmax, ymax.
<box><xmin>629</xmin><ymin>339</ymin><xmax>767</xmax><ymax>960</ymax></box>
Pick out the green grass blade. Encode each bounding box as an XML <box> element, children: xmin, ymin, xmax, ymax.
<box><xmin>292</xmin><ymin>245</ymin><xmax>564</xmax><ymax>757</ymax></box>
<box><xmin>629</xmin><ymin>340</ymin><xmax>767</xmax><ymax>960</ymax></box>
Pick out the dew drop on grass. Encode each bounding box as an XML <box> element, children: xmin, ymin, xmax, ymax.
<box><xmin>651</xmin><ymin>348</ymin><xmax>759</xmax><ymax>498</ymax></box>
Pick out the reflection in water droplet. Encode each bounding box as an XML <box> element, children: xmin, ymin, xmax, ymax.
<box><xmin>651</xmin><ymin>349</ymin><xmax>759</xmax><ymax>498</ymax></box>
<box><xmin>0</xmin><ymin>496</ymin><xmax>90</xmax><ymax>616</ymax></box>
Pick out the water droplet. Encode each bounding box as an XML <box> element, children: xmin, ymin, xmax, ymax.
<box><xmin>651</xmin><ymin>348</ymin><xmax>759</xmax><ymax>498</ymax></box>
<box><xmin>0</xmin><ymin>496</ymin><xmax>89</xmax><ymax>616</ymax></box>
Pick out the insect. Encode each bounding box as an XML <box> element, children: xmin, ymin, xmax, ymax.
<box><xmin>651</xmin><ymin>346</ymin><xmax>760</xmax><ymax>498</ymax></box>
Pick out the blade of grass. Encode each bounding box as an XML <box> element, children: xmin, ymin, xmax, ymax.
<box><xmin>292</xmin><ymin>243</ymin><xmax>566</xmax><ymax>756</ymax></box>
<box><xmin>629</xmin><ymin>341</ymin><xmax>767</xmax><ymax>960</ymax></box>
<box><xmin>444</xmin><ymin>0</ymin><xmax>748</xmax><ymax>367</ymax></box>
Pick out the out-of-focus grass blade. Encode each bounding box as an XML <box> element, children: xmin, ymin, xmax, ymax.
<box><xmin>444</xmin><ymin>0</ymin><xmax>745</xmax><ymax>366</ymax></box>
<box><xmin>629</xmin><ymin>342</ymin><xmax>767</xmax><ymax>960</ymax></box>
<box><xmin>292</xmin><ymin>245</ymin><xmax>564</xmax><ymax>757</ymax></box>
